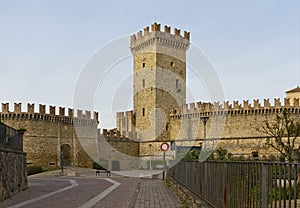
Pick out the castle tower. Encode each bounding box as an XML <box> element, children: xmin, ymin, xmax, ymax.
<box><xmin>130</xmin><ymin>22</ymin><xmax>190</xmax><ymax>141</ymax></box>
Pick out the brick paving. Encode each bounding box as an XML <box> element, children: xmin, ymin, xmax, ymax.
<box><xmin>0</xmin><ymin>167</ymin><xmax>183</xmax><ymax>208</ymax></box>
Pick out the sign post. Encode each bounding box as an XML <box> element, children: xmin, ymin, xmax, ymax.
<box><xmin>160</xmin><ymin>142</ymin><xmax>169</xmax><ymax>180</ymax></box>
<box><xmin>60</xmin><ymin>153</ymin><xmax>64</xmax><ymax>173</ymax></box>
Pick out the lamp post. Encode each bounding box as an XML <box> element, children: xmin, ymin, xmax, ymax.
<box><xmin>149</xmin><ymin>144</ymin><xmax>152</xmax><ymax>170</ymax></box>
<box><xmin>200</xmin><ymin>116</ymin><xmax>209</xmax><ymax>149</ymax></box>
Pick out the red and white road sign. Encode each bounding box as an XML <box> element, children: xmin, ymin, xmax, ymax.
<box><xmin>160</xmin><ymin>142</ymin><xmax>169</xmax><ymax>152</ymax></box>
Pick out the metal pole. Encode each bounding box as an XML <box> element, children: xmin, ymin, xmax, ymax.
<box><xmin>163</xmin><ymin>151</ymin><xmax>166</xmax><ymax>180</ymax></box>
<box><xmin>204</xmin><ymin>120</ymin><xmax>207</xmax><ymax>149</ymax></box>
<box><xmin>60</xmin><ymin>153</ymin><xmax>64</xmax><ymax>173</ymax></box>
<box><xmin>149</xmin><ymin>144</ymin><xmax>152</xmax><ymax>170</ymax></box>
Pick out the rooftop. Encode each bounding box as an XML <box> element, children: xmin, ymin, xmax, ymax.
<box><xmin>286</xmin><ymin>86</ymin><xmax>300</xmax><ymax>93</ymax></box>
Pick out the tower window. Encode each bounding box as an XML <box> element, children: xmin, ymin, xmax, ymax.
<box><xmin>142</xmin><ymin>108</ymin><xmax>145</xmax><ymax>116</ymax></box>
<box><xmin>176</xmin><ymin>79</ymin><xmax>179</xmax><ymax>89</ymax></box>
<box><xmin>142</xmin><ymin>79</ymin><xmax>145</xmax><ymax>87</ymax></box>
<box><xmin>170</xmin><ymin>61</ymin><xmax>174</xmax><ymax>66</ymax></box>
<box><xmin>142</xmin><ymin>63</ymin><xmax>145</xmax><ymax>68</ymax></box>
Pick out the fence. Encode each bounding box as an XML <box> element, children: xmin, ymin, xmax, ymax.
<box><xmin>0</xmin><ymin>122</ymin><xmax>23</xmax><ymax>151</ymax></box>
<box><xmin>169</xmin><ymin>161</ymin><xmax>300</xmax><ymax>208</ymax></box>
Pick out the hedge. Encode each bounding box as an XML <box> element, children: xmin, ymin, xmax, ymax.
<box><xmin>27</xmin><ymin>166</ymin><xmax>43</xmax><ymax>176</ymax></box>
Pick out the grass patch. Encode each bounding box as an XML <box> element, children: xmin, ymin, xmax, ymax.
<box><xmin>180</xmin><ymin>197</ymin><xmax>189</xmax><ymax>208</ymax></box>
<box><xmin>165</xmin><ymin>177</ymin><xmax>172</xmax><ymax>188</ymax></box>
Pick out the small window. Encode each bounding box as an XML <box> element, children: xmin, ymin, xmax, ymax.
<box><xmin>252</xmin><ymin>151</ymin><xmax>259</xmax><ymax>158</ymax></box>
<box><xmin>142</xmin><ymin>63</ymin><xmax>145</xmax><ymax>68</ymax></box>
<box><xmin>170</xmin><ymin>61</ymin><xmax>174</xmax><ymax>66</ymax></box>
<box><xmin>142</xmin><ymin>79</ymin><xmax>145</xmax><ymax>87</ymax></box>
<box><xmin>142</xmin><ymin>108</ymin><xmax>145</xmax><ymax>116</ymax></box>
<box><xmin>176</xmin><ymin>79</ymin><xmax>179</xmax><ymax>89</ymax></box>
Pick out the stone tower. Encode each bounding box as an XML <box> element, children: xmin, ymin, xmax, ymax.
<box><xmin>130</xmin><ymin>22</ymin><xmax>190</xmax><ymax>141</ymax></box>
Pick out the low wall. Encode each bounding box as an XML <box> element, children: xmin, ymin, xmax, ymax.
<box><xmin>167</xmin><ymin>173</ymin><xmax>212</xmax><ymax>208</ymax></box>
<box><xmin>0</xmin><ymin>147</ymin><xmax>27</xmax><ymax>201</ymax></box>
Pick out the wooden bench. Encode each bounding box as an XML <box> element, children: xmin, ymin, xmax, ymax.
<box><xmin>95</xmin><ymin>169</ymin><xmax>111</xmax><ymax>176</ymax></box>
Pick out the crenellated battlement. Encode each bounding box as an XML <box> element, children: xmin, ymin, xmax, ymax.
<box><xmin>0</xmin><ymin>103</ymin><xmax>99</xmax><ymax>126</ymax></box>
<box><xmin>116</xmin><ymin>110</ymin><xmax>136</xmax><ymax>139</ymax></box>
<box><xmin>130</xmin><ymin>22</ymin><xmax>190</xmax><ymax>54</ymax></box>
<box><xmin>170</xmin><ymin>98</ymin><xmax>300</xmax><ymax>118</ymax></box>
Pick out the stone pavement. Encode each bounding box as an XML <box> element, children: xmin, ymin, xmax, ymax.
<box><xmin>1</xmin><ymin>166</ymin><xmax>183</xmax><ymax>208</ymax></box>
<box><xmin>130</xmin><ymin>180</ymin><xmax>182</xmax><ymax>208</ymax></box>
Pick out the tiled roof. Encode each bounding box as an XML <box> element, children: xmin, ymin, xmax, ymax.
<box><xmin>286</xmin><ymin>86</ymin><xmax>300</xmax><ymax>93</ymax></box>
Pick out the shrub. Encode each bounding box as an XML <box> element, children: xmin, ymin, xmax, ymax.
<box><xmin>27</xmin><ymin>166</ymin><xmax>43</xmax><ymax>176</ymax></box>
<box><xmin>92</xmin><ymin>162</ymin><xmax>107</xmax><ymax>170</ymax></box>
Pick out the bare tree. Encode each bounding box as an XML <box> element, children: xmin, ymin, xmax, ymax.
<box><xmin>259</xmin><ymin>109</ymin><xmax>300</xmax><ymax>162</ymax></box>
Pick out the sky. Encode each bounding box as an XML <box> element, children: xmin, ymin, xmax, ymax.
<box><xmin>0</xmin><ymin>0</ymin><xmax>299</xmax><ymax>129</ymax></box>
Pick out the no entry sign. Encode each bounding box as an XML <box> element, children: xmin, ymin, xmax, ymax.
<box><xmin>160</xmin><ymin>142</ymin><xmax>169</xmax><ymax>152</ymax></box>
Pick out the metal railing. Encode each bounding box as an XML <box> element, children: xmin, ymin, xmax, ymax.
<box><xmin>0</xmin><ymin>123</ymin><xmax>23</xmax><ymax>151</ymax></box>
<box><xmin>169</xmin><ymin>161</ymin><xmax>300</xmax><ymax>208</ymax></box>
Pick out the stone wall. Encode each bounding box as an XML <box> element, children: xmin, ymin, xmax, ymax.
<box><xmin>98</xmin><ymin>137</ymin><xmax>140</xmax><ymax>170</ymax></box>
<box><xmin>131</xmin><ymin>22</ymin><xmax>189</xmax><ymax>142</ymax></box>
<box><xmin>0</xmin><ymin>103</ymin><xmax>99</xmax><ymax>168</ymax></box>
<box><xmin>0</xmin><ymin>147</ymin><xmax>27</xmax><ymax>201</ymax></box>
<box><xmin>169</xmin><ymin>100</ymin><xmax>300</xmax><ymax>159</ymax></box>
<box><xmin>116</xmin><ymin>98</ymin><xmax>300</xmax><ymax>160</ymax></box>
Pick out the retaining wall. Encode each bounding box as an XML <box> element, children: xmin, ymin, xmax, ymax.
<box><xmin>0</xmin><ymin>147</ymin><xmax>27</xmax><ymax>201</ymax></box>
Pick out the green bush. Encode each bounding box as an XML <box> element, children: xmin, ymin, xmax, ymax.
<box><xmin>92</xmin><ymin>162</ymin><xmax>107</xmax><ymax>170</ymax></box>
<box><xmin>176</xmin><ymin>149</ymin><xmax>200</xmax><ymax>161</ymax></box>
<box><xmin>27</xmin><ymin>166</ymin><xmax>43</xmax><ymax>176</ymax></box>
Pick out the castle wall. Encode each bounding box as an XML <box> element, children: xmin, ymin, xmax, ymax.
<box><xmin>170</xmin><ymin>98</ymin><xmax>300</xmax><ymax>158</ymax></box>
<box><xmin>0</xmin><ymin>103</ymin><xmax>99</xmax><ymax>168</ymax></box>
<box><xmin>98</xmin><ymin>136</ymin><xmax>140</xmax><ymax>171</ymax></box>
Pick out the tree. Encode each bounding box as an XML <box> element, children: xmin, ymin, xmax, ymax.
<box><xmin>175</xmin><ymin>149</ymin><xmax>200</xmax><ymax>161</ymax></box>
<box><xmin>259</xmin><ymin>109</ymin><xmax>300</xmax><ymax>162</ymax></box>
<box><xmin>214</xmin><ymin>147</ymin><xmax>232</xmax><ymax>160</ymax></box>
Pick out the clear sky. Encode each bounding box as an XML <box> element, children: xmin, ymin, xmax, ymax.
<box><xmin>0</xmin><ymin>0</ymin><xmax>299</xmax><ymax>129</ymax></box>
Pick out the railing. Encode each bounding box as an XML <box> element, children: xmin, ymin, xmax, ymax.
<box><xmin>169</xmin><ymin>161</ymin><xmax>300</xmax><ymax>208</ymax></box>
<box><xmin>0</xmin><ymin>123</ymin><xmax>23</xmax><ymax>151</ymax></box>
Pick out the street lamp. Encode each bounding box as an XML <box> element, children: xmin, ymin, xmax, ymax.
<box><xmin>200</xmin><ymin>116</ymin><xmax>209</xmax><ymax>149</ymax></box>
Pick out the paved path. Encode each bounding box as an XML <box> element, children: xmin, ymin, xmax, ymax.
<box><xmin>130</xmin><ymin>180</ymin><xmax>182</xmax><ymax>208</ymax></box>
<box><xmin>0</xmin><ymin>167</ymin><xmax>182</xmax><ymax>208</ymax></box>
